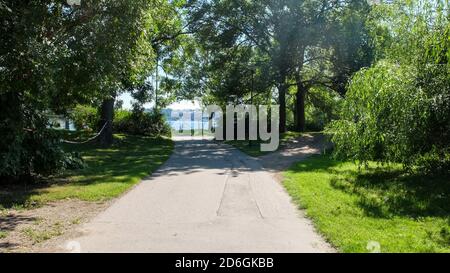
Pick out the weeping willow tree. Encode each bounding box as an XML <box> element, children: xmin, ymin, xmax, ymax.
<box><xmin>327</xmin><ymin>0</ymin><xmax>449</xmax><ymax>174</ymax></box>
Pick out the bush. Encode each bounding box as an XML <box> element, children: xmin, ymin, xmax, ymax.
<box><xmin>113</xmin><ymin>109</ymin><xmax>132</xmax><ymax>134</ymax></box>
<box><xmin>69</xmin><ymin>105</ymin><xmax>99</xmax><ymax>131</ymax></box>
<box><xmin>0</xmin><ymin>93</ymin><xmax>84</xmax><ymax>181</ymax></box>
<box><xmin>113</xmin><ymin>109</ymin><xmax>171</xmax><ymax>137</ymax></box>
<box><xmin>0</xmin><ymin>126</ymin><xmax>84</xmax><ymax>181</ymax></box>
<box><xmin>113</xmin><ymin>109</ymin><xmax>132</xmax><ymax>132</ymax></box>
<box><xmin>305</xmin><ymin>87</ymin><xmax>342</xmax><ymax>131</ymax></box>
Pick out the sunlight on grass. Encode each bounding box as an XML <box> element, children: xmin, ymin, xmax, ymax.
<box><xmin>283</xmin><ymin>155</ymin><xmax>450</xmax><ymax>253</ymax></box>
<box><xmin>0</xmin><ymin>135</ymin><xmax>173</xmax><ymax>208</ymax></box>
<box><xmin>224</xmin><ymin>131</ymin><xmax>307</xmax><ymax>157</ymax></box>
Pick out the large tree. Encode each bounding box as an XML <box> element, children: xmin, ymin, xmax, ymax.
<box><xmin>0</xmin><ymin>0</ymin><xmax>176</xmax><ymax>178</ymax></box>
<box><xmin>188</xmin><ymin>0</ymin><xmax>373</xmax><ymax>132</ymax></box>
<box><xmin>292</xmin><ymin>0</ymin><xmax>374</xmax><ymax>131</ymax></box>
<box><xmin>55</xmin><ymin>0</ymin><xmax>186</xmax><ymax>146</ymax></box>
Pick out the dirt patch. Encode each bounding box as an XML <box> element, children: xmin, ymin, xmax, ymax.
<box><xmin>259</xmin><ymin>133</ymin><xmax>330</xmax><ymax>182</ymax></box>
<box><xmin>0</xmin><ymin>199</ymin><xmax>109</xmax><ymax>253</ymax></box>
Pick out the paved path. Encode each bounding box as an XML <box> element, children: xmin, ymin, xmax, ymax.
<box><xmin>66</xmin><ymin>138</ymin><xmax>333</xmax><ymax>252</ymax></box>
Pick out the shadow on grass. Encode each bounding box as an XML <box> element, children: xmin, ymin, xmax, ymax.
<box><xmin>287</xmin><ymin>154</ymin><xmax>341</xmax><ymax>172</ymax></box>
<box><xmin>290</xmin><ymin>155</ymin><xmax>450</xmax><ymax>220</ymax></box>
<box><xmin>349</xmin><ymin>169</ymin><xmax>450</xmax><ymax>219</ymax></box>
<box><xmin>0</xmin><ymin>135</ymin><xmax>173</xmax><ymax>209</ymax></box>
<box><xmin>0</xmin><ymin>179</ymin><xmax>53</xmax><ymax>209</ymax></box>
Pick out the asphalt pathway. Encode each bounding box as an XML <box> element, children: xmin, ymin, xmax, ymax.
<box><xmin>66</xmin><ymin>138</ymin><xmax>333</xmax><ymax>252</ymax></box>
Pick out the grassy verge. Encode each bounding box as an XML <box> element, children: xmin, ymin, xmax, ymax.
<box><xmin>224</xmin><ymin>131</ymin><xmax>312</xmax><ymax>157</ymax></box>
<box><xmin>0</xmin><ymin>134</ymin><xmax>173</xmax><ymax>209</ymax></box>
<box><xmin>283</xmin><ymin>155</ymin><xmax>450</xmax><ymax>253</ymax></box>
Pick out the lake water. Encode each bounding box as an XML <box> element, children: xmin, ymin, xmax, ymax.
<box><xmin>168</xmin><ymin>120</ymin><xmax>213</xmax><ymax>131</ymax></box>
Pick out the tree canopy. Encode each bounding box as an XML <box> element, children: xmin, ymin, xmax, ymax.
<box><xmin>186</xmin><ymin>0</ymin><xmax>374</xmax><ymax>131</ymax></box>
<box><xmin>0</xmin><ymin>0</ymin><xmax>182</xmax><ymax>178</ymax></box>
<box><xmin>1</xmin><ymin>0</ymin><xmax>448</xmax><ymax>179</ymax></box>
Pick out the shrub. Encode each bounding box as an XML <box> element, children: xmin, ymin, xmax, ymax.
<box><xmin>69</xmin><ymin>105</ymin><xmax>99</xmax><ymax>131</ymax></box>
<box><xmin>305</xmin><ymin>87</ymin><xmax>342</xmax><ymax>131</ymax></box>
<box><xmin>112</xmin><ymin>109</ymin><xmax>132</xmax><ymax>133</ymax></box>
<box><xmin>113</xmin><ymin>109</ymin><xmax>171</xmax><ymax>137</ymax></box>
<box><xmin>0</xmin><ymin>126</ymin><xmax>84</xmax><ymax>181</ymax></box>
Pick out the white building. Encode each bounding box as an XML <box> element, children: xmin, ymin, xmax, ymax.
<box><xmin>48</xmin><ymin>114</ymin><xmax>76</xmax><ymax>131</ymax></box>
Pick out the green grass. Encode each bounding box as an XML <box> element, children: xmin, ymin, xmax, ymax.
<box><xmin>283</xmin><ymin>155</ymin><xmax>450</xmax><ymax>253</ymax></box>
<box><xmin>224</xmin><ymin>131</ymin><xmax>311</xmax><ymax>157</ymax></box>
<box><xmin>21</xmin><ymin>224</ymin><xmax>63</xmax><ymax>244</ymax></box>
<box><xmin>0</xmin><ymin>231</ymin><xmax>8</xmax><ymax>239</ymax></box>
<box><xmin>0</xmin><ymin>134</ymin><xmax>173</xmax><ymax>209</ymax></box>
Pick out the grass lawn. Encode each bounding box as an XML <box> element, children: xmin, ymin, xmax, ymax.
<box><xmin>283</xmin><ymin>155</ymin><xmax>450</xmax><ymax>253</ymax></box>
<box><xmin>224</xmin><ymin>131</ymin><xmax>307</xmax><ymax>157</ymax></box>
<box><xmin>0</xmin><ymin>134</ymin><xmax>173</xmax><ymax>209</ymax></box>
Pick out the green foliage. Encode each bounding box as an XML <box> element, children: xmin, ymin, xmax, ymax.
<box><xmin>188</xmin><ymin>0</ymin><xmax>374</xmax><ymax>132</ymax></box>
<box><xmin>112</xmin><ymin>109</ymin><xmax>132</xmax><ymax>133</ymax></box>
<box><xmin>0</xmin><ymin>1</ymin><xmax>168</xmax><ymax>179</ymax></box>
<box><xmin>303</xmin><ymin>87</ymin><xmax>342</xmax><ymax>131</ymax></box>
<box><xmin>0</xmin><ymin>126</ymin><xmax>84</xmax><ymax>180</ymax></box>
<box><xmin>113</xmin><ymin>109</ymin><xmax>171</xmax><ymax>137</ymax></box>
<box><xmin>328</xmin><ymin>62</ymin><xmax>419</xmax><ymax>162</ymax></box>
<box><xmin>324</xmin><ymin>0</ymin><xmax>375</xmax><ymax>95</ymax></box>
<box><xmin>327</xmin><ymin>0</ymin><xmax>449</xmax><ymax>174</ymax></box>
<box><xmin>114</xmin><ymin>109</ymin><xmax>132</xmax><ymax>124</ymax></box>
<box><xmin>69</xmin><ymin>105</ymin><xmax>99</xmax><ymax>131</ymax></box>
<box><xmin>328</xmin><ymin>61</ymin><xmax>449</xmax><ymax>173</ymax></box>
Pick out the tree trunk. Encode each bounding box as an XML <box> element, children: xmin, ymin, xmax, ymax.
<box><xmin>278</xmin><ymin>83</ymin><xmax>287</xmax><ymax>133</ymax></box>
<box><xmin>98</xmin><ymin>98</ymin><xmax>115</xmax><ymax>146</ymax></box>
<box><xmin>294</xmin><ymin>46</ymin><xmax>306</xmax><ymax>132</ymax></box>
<box><xmin>295</xmin><ymin>81</ymin><xmax>306</xmax><ymax>132</ymax></box>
